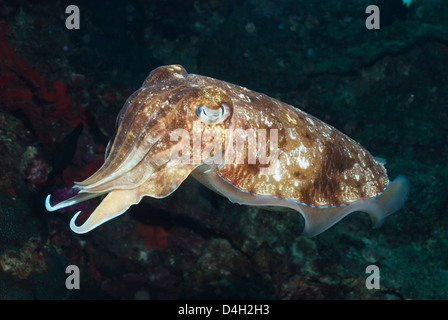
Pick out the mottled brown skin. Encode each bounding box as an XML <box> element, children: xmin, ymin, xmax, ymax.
<box><xmin>46</xmin><ymin>64</ymin><xmax>402</xmax><ymax>235</ymax></box>
<box><xmin>188</xmin><ymin>73</ymin><xmax>389</xmax><ymax>207</ymax></box>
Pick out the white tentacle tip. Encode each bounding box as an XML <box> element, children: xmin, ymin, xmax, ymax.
<box><xmin>69</xmin><ymin>211</ymin><xmax>89</xmax><ymax>234</ymax></box>
<box><xmin>45</xmin><ymin>194</ymin><xmax>56</xmax><ymax>211</ymax></box>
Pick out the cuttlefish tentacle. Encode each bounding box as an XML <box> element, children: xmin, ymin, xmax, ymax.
<box><xmin>69</xmin><ymin>164</ymin><xmax>197</xmax><ymax>234</ymax></box>
<box><xmin>69</xmin><ymin>188</ymin><xmax>141</xmax><ymax>234</ymax></box>
<box><xmin>45</xmin><ymin>191</ymin><xmax>104</xmax><ymax>212</ymax></box>
<box><xmin>45</xmin><ymin>134</ymin><xmax>163</xmax><ymax>213</ymax></box>
<box><xmin>75</xmin><ymin>130</ymin><xmax>162</xmax><ymax>193</ymax></box>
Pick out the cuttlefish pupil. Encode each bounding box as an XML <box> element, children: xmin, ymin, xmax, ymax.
<box><xmin>196</xmin><ymin>103</ymin><xmax>229</xmax><ymax>124</ymax></box>
<box><xmin>46</xmin><ymin>64</ymin><xmax>409</xmax><ymax>237</ymax></box>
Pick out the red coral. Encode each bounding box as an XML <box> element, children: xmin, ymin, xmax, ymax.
<box><xmin>25</xmin><ymin>154</ymin><xmax>50</xmax><ymax>190</ymax></box>
<box><xmin>0</xmin><ymin>22</ymin><xmax>87</xmax><ymax>152</ymax></box>
<box><xmin>136</xmin><ymin>223</ymin><xmax>171</xmax><ymax>250</ymax></box>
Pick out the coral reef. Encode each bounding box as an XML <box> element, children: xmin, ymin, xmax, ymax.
<box><xmin>0</xmin><ymin>237</ymin><xmax>48</xmax><ymax>280</ymax></box>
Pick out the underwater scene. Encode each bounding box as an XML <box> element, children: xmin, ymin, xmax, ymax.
<box><xmin>0</xmin><ymin>0</ymin><xmax>447</xmax><ymax>301</ymax></box>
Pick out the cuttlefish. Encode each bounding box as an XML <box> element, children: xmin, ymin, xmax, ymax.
<box><xmin>46</xmin><ymin>65</ymin><xmax>409</xmax><ymax>237</ymax></box>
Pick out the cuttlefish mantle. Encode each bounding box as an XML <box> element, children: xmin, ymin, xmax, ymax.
<box><xmin>46</xmin><ymin>64</ymin><xmax>409</xmax><ymax>237</ymax></box>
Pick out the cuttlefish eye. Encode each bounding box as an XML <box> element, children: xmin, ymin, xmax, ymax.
<box><xmin>196</xmin><ymin>103</ymin><xmax>230</xmax><ymax>124</ymax></box>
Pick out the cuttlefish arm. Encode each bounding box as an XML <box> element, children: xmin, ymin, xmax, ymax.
<box><xmin>45</xmin><ymin>129</ymin><xmax>198</xmax><ymax>233</ymax></box>
<box><xmin>66</xmin><ymin>165</ymin><xmax>195</xmax><ymax>234</ymax></box>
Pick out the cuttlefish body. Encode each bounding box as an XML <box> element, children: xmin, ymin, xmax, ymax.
<box><xmin>46</xmin><ymin>65</ymin><xmax>409</xmax><ymax>236</ymax></box>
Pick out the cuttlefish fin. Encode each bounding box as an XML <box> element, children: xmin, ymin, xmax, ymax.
<box><xmin>70</xmin><ymin>188</ymin><xmax>141</xmax><ymax>234</ymax></box>
<box><xmin>297</xmin><ymin>202</ymin><xmax>381</xmax><ymax>237</ymax></box>
<box><xmin>297</xmin><ymin>175</ymin><xmax>409</xmax><ymax>237</ymax></box>
<box><xmin>194</xmin><ymin>167</ymin><xmax>409</xmax><ymax>237</ymax></box>
<box><xmin>366</xmin><ymin>175</ymin><xmax>409</xmax><ymax>227</ymax></box>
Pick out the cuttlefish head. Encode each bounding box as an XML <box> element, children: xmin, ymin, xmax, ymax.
<box><xmin>46</xmin><ymin>65</ymin><xmax>233</xmax><ymax>233</ymax></box>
